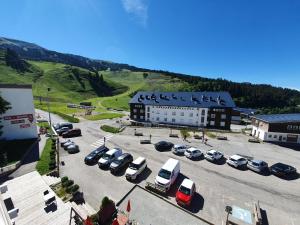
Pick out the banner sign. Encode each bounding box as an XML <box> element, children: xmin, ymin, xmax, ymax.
<box><xmin>4</xmin><ymin>114</ymin><xmax>34</xmax><ymax>123</ymax></box>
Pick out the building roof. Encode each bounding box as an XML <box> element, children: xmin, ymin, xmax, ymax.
<box><xmin>253</xmin><ymin>113</ymin><xmax>300</xmax><ymax>123</ymax></box>
<box><xmin>129</xmin><ymin>91</ymin><xmax>236</xmax><ymax>108</ymax></box>
<box><xmin>234</xmin><ymin>107</ymin><xmax>258</xmax><ymax>115</ymax></box>
<box><xmin>0</xmin><ymin>84</ymin><xmax>32</xmax><ymax>89</ymax></box>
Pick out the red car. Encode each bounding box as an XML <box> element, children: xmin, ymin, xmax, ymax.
<box><xmin>176</xmin><ymin>179</ymin><xmax>196</xmax><ymax>207</ymax></box>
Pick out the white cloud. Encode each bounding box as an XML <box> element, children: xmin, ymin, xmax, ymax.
<box><xmin>121</xmin><ymin>0</ymin><xmax>148</xmax><ymax>27</ymax></box>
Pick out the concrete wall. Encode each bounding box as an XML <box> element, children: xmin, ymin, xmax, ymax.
<box><xmin>145</xmin><ymin>105</ymin><xmax>208</xmax><ymax>127</ymax></box>
<box><xmin>0</xmin><ymin>87</ymin><xmax>37</xmax><ymax>140</ymax></box>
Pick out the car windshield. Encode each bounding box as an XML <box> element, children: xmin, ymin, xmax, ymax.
<box><xmin>251</xmin><ymin>161</ymin><xmax>260</xmax><ymax>166</ymax></box>
<box><xmin>207</xmin><ymin>152</ymin><xmax>213</xmax><ymax>156</ymax></box>
<box><xmin>129</xmin><ymin>163</ymin><xmax>139</xmax><ymax>170</ymax></box>
<box><xmin>230</xmin><ymin>157</ymin><xmax>237</xmax><ymax>161</ymax></box>
<box><xmin>179</xmin><ymin>185</ymin><xmax>191</xmax><ymax>195</ymax></box>
<box><xmin>158</xmin><ymin>169</ymin><xmax>171</xmax><ymax>179</ymax></box>
<box><xmin>103</xmin><ymin>154</ymin><xmax>112</xmax><ymax>160</ymax></box>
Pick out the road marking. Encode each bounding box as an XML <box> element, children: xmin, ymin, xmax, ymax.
<box><xmin>90</xmin><ymin>134</ymin><xmax>114</xmax><ymax>148</ymax></box>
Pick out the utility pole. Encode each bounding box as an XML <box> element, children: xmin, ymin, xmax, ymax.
<box><xmin>47</xmin><ymin>87</ymin><xmax>52</xmax><ymax>133</ymax></box>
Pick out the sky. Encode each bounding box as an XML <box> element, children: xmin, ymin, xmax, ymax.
<box><xmin>1</xmin><ymin>0</ymin><xmax>300</xmax><ymax>89</ymax></box>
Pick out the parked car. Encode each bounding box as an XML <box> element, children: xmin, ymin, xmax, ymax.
<box><xmin>154</xmin><ymin>141</ymin><xmax>174</xmax><ymax>151</ymax></box>
<box><xmin>62</xmin><ymin>129</ymin><xmax>81</xmax><ymax>138</ymax></box>
<box><xmin>155</xmin><ymin>158</ymin><xmax>180</xmax><ymax>191</ymax></box>
<box><xmin>185</xmin><ymin>147</ymin><xmax>203</xmax><ymax>159</ymax></box>
<box><xmin>56</xmin><ymin>127</ymin><xmax>70</xmax><ymax>136</ymax></box>
<box><xmin>66</xmin><ymin>144</ymin><xmax>80</xmax><ymax>154</ymax></box>
<box><xmin>84</xmin><ymin>146</ymin><xmax>109</xmax><ymax>165</ymax></box>
<box><xmin>204</xmin><ymin>150</ymin><xmax>223</xmax><ymax>162</ymax></box>
<box><xmin>63</xmin><ymin>141</ymin><xmax>75</xmax><ymax>150</ymax></box>
<box><xmin>54</xmin><ymin>122</ymin><xmax>73</xmax><ymax>130</ymax></box>
<box><xmin>125</xmin><ymin>157</ymin><xmax>147</xmax><ymax>181</ymax></box>
<box><xmin>270</xmin><ymin>163</ymin><xmax>297</xmax><ymax>177</ymax></box>
<box><xmin>110</xmin><ymin>153</ymin><xmax>133</xmax><ymax>174</ymax></box>
<box><xmin>247</xmin><ymin>160</ymin><xmax>269</xmax><ymax>173</ymax></box>
<box><xmin>98</xmin><ymin>148</ymin><xmax>123</xmax><ymax>169</ymax></box>
<box><xmin>60</xmin><ymin>139</ymin><xmax>72</xmax><ymax>147</ymax></box>
<box><xmin>176</xmin><ymin>179</ymin><xmax>196</xmax><ymax>207</ymax></box>
<box><xmin>172</xmin><ymin>144</ymin><xmax>188</xmax><ymax>155</ymax></box>
<box><xmin>227</xmin><ymin>155</ymin><xmax>248</xmax><ymax>168</ymax></box>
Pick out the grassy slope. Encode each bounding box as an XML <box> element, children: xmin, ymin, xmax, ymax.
<box><xmin>36</xmin><ymin>138</ymin><xmax>52</xmax><ymax>175</ymax></box>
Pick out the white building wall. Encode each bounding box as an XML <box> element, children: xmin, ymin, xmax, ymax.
<box><xmin>252</xmin><ymin>126</ymin><xmax>300</xmax><ymax>143</ymax></box>
<box><xmin>145</xmin><ymin>105</ymin><xmax>208</xmax><ymax>127</ymax></box>
<box><xmin>0</xmin><ymin>87</ymin><xmax>37</xmax><ymax>140</ymax></box>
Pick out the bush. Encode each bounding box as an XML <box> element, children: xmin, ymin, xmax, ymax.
<box><xmin>50</xmin><ymin>154</ymin><xmax>56</xmax><ymax>160</ymax></box>
<box><xmin>66</xmin><ymin>185</ymin><xmax>73</xmax><ymax>194</ymax></box>
<box><xmin>49</xmin><ymin>164</ymin><xmax>56</xmax><ymax>170</ymax></box>
<box><xmin>62</xmin><ymin>179</ymin><xmax>74</xmax><ymax>188</ymax></box>
<box><xmin>49</xmin><ymin>150</ymin><xmax>55</xmax><ymax>156</ymax></box>
<box><xmin>100</xmin><ymin>125</ymin><xmax>120</xmax><ymax>133</ymax></box>
<box><xmin>71</xmin><ymin>184</ymin><xmax>79</xmax><ymax>193</ymax></box>
<box><xmin>61</xmin><ymin>176</ymin><xmax>68</xmax><ymax>183</ymax></box>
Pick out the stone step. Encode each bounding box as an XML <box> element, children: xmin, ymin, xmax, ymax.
<box><xmin>42</xmin><ymin>175</ymin><xmax>61</xmax><ymax>186</ymax></box>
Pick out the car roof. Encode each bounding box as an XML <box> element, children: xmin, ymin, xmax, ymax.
<box><xmin>207</xmin><ymin>149</ymin><xmax>218</xmax><ymax>154</ymax></box>
<box><xmin>174</xmin><ymin>144</ymin><xmax>186</xmax><ymax>148</ymax></box>
<box><xmin>132</xmin><ymin>157</ymin><xmax>145</xmax><ymax>164</ymax></box>
<box><xmin>162</xmin><ymin>158</ymin><xmax>179</xmax><ymax>170</ymax></box>
<box><xmin>106</xmin><ymin>148</ymin><xmax>121</xmax><ymax>155</ymax></box>
<box><xmin>181</xmin><ymin>178</ymin><xmax>194</xmax><ymax>189</ymax></box>
<box><xmin>118</xmin><ymin>153</ymin><xmax>131</xmax><ymax>159</ymax></box>
<box><xmin>230</xmin><ymin>155</ymin><xmax>244</xmax><ymax>160</ymax></box>
<box><xmin>188</xmin><ymin>147</ymin><xmax>200</xmax><ymax>152</ymax></box>
<box><xmin>251</xmin><ymin>159</ymin><xmax>264</xmax><ymax>164</ymax></box>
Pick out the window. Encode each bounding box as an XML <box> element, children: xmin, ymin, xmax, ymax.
<box><xmin>201</xmin><ymin>110</ymin><xmax>205</xmax><ymax>115</ymax></box>
<box><xmin>220</xmin><ymin>122</ymin><xmax>225</xmax><ymax>127</ymax></box>
<box><xmin>189</xmin><ymin>113</ymin><xmax>193</xmax><ymax>117</ymax></box>
<box><xmin>201</xmin><ymin>117</ymin><xmax>205</xmax><ymax>123</ymax></box>
<box><xmin>274</xmin><ymin>135</ymin><xmax>277</xmax><ymax>139</ymax></box>
<box><xmin>147</xmin><ymin>113</ymin><xmax>150</xmax><ymax>118</ymax></box>
<box><xmin>268</xmin><ymin>135</ymin><xmax>272</xmax><ymax>138</ymax></box>
<box><xmin>172</xmin><ymin>112</ymin><xmax>176</xmax><ymax>116</ymax></box>
<box><xmin>164</xmin><ymin>118</ymin><xmax>167</xmax><ymax>122</ymax></box>
<box><xmin>140</xmin><ymin>116</ymin><xmax>144</xmax><ymax>120</ymax></box>
<box><xmin>211</xmin><ymin>114</ymin><xmax>216</xmax><ymax>119</ymax></box>
<box><xmin>180</xmin><ymin>112</ymin><xmax>184</xmax><ymax>116</ymax></box>
<box><xmin>221</xmin><ymin>114</ymin><xmax>226</xmax><ymax>119</ymax></box>
<box><xmin>133</xmin><ymin>115</ymin><xmax>137</xmax><ymax>119</ymax></box>
<box><xmin>147</xmin><ymin>107</ymin><xmax>150</xmax><ymax>112</ymax></box>
<box><xmin>156</xmin><ymin>111</ymin><xmax>160</xmax><ymax>114</ymax></box>
<box><xmin>210</xmin><ymin>121</ymin><xmax>215</xmax><ymax>126</ymax></box>
<box><xmin>133</xmin><ymin>109</ymin><xmax>137</xmax><ymax>113</ymax></box>
<box><xmin>172</xmin><ymin>118</ymin><xmax>176</xmax><ymax>123</ymax></box>
<box><xmin>140</xmin><ymin>109</ymin><xmax>144</xmax><ymax>113</ymax></box>
<box><xmin>156</xmin><ymin>117</ymin><xmax>160</xmax><ymax>121</ymax></box>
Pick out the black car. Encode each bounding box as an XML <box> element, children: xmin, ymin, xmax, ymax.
<box><xmin>62</xmin><ymin>129</ymin><xmax>81</xmax><ymax>138</ymax></box>
<box><xmin>154</xmin><ymin>141</ymin><xmax>174</xmax><ymax>151</ymax></box>
<box><xmin>56</xmin><ymin>127</ymin><xmax>70</xmax><ymax>136</ymax></box>
<box><xmin>110</xmin><ymin>153</ymin><xmax>133</xmax><ymax>174</ymax></box>
<box><xmin>270</xmin><ymin>163</ymin><xmax>297</xmax><ymax>177</ymax></box>
<box><xmin>84</xmin><ymin>146</ymin><xmax>109</xmax><ymax>165</ymax></box>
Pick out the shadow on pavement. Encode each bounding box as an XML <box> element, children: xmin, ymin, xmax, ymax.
<box><xmin>273</xmin><ymin>172</ymin><xmax>300</xmax><ymax>181</ymax></box>
<box><xmin>187</xmin><ymin>193</ymin><xmax>204</xmax><ymax>213</ymax></box>
<box><xmin>261</xmin><ymin>208</ymin><xmax>269</xmax><ymax>225</ymax></box>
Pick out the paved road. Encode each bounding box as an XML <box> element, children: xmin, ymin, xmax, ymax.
<box><xmin>36</xmin><ymin>109</ymin><xmax>300</xmax><ymax>225</ymax></box>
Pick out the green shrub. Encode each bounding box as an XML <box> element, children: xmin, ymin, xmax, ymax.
<box><xmin>71</xmin><ymin>184</ymin><xmax>79</xmax><ymax>193</ymax></box>
<box><xmin>62</xmin><ymin>179</ymin><xmax>74</xmax><ymax>188</ymax></box>
<box><xmin>100</xmin><ymin>125</ymin><xmax>121</xmax><ymax>133</ymax></box>
<box><xmin>61</xmin><ymin>176</ymin><xmax>68</xmax><ymax>183</ymax></box>
<box><xmin>50</xmin><ymin>154</ymin><xmax>56</xmax><ymax>160</ymax></box>
<box><xmin>66</xmin><ymin>185</ymin><xmax>73</xmax><ymax>194</ymax></box>
<box><xmin>49</xmin><ymin>164</ymin><xmax>56</xmax><ymax>170</ymax></box>
<box><xmin>49</xmin><ymin>150</ymin><xmax>55</xmax><ymax>155</ymax></box>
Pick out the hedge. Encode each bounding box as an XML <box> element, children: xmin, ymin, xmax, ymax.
<box><xmin>100</xmin><ymin>125</ymin><xmax>121</xmax><ymax>134</ymax></box>
<box><xmin>53</xmin><ymin>111</ymin><xmax>80</xmax><ymax>123</ymax></box>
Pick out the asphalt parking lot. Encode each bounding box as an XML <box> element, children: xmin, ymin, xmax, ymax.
<box><xmin>37</xmin><ymin>110</ymin><xmax>300</xmax><ymax>225</ymax></box>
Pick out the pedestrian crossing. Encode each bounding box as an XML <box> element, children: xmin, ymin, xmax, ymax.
<box><xmin>90</xmin><ymin>134</ymin><xmax>114</xmax><ymax>148</ymax></box>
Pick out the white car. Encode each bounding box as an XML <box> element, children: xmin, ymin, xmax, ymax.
<box><xmin>185</xmin><ymin>147</ymin><xmax>203</xmax><ymax>159</ymax></box>
<box><xmin>125</xmin><ymin>157</ymin><xmax>147</xmax><ymax>181</ymax></box>
<box><xmin>204</xmin><ymin>150</ymin><xmax>223</xmax><ymax>162</ymax></box>
<box><xmin>227</xmin><ymin>155</ymin><xmax>248</xmax><ymax>168</ymax></box>
<box><xmin>172</xmin><ymin>144</ymin><xmax>188</xmax><ymax>155</ymax></box>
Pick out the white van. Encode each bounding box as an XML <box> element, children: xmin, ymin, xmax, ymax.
<box><xmin>98</xmin><ymin>148</ymin><xmax>122</xmax><ymax>168</ymax></box>
<box><xmin>155</xmin><ymin>158</ymin><xmax>180</xmax><ymax>191</ymax></box>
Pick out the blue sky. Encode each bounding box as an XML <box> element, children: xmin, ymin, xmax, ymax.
<box><xmin>1</xmin><ymin>0</ymin><xmax>300</xmax><ymax>89</ymax></box>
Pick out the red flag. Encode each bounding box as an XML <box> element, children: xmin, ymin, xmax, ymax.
<box><xmin>112</xmin><ymin>219</ymin><xmax>120</xmax><ymax>225</ymax></box>
<box><xmin>126</xmin><ymin>199</ymin><xmax>131</xmax><ymax>213</ymax></box>
<box><xmin>84</xmin><ymin>216</ymin><xmax>93</xmax><ymax>225</ymax></box>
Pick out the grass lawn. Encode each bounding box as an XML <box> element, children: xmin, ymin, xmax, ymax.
<box><xmin>36</xmin><ymin>138</ymin><xmax>53</xmax><ymax>175</ymax></box>
<box><xmin>85</xmin><ymin>112</ymin><xmax>124</xmax><ymax>121</ymax></box>
<box><xmin>100</xmin><ymin>125</ymin><xmax>121</xmax><ymax>133</ymax></box>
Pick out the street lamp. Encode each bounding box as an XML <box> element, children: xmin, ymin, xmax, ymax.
<box><xmin>46</xmin><ymin>88</ymin><xmax>52</xmax><ymax>135</ymax></box>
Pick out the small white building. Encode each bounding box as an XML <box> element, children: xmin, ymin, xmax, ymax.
<box><xmin>251</xmin><ymin>114</ymin><xmax>300</xmax><ymax>144</ymax></box>
<box><xmin>0</xmin><ymin>84</ymin><xmax>37</xmax><ymax>140</ymax></box>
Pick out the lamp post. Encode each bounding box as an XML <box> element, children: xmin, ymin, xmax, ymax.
<box><xmin>47</xmin><ymin>87</ymin><xmax>52</xmax><ymax>132</ymax></box>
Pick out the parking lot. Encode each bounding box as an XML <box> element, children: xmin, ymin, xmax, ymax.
<box><xmin>37</xmin><ymin>109</ymin><xmax>300</xmax><ymax>225</ymax></box>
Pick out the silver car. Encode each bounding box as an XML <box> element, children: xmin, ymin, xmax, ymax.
<box><xmin>172</xmin><ymin>144</ymin><xmax>188</xmax><ymax>155</ymax></box>
<box><xmin>247</xmin><ymin>160</ymin><xmax>268</xmax><ymax>173</ymax></box>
